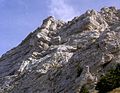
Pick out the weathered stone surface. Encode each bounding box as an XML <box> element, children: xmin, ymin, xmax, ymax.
<box><xmin>0</xmin><ymin>7</ymin><xmax>120</xmax><ymax>93</ymax></box>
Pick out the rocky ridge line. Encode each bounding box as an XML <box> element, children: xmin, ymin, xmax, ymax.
<box><xmin>0</xmin><ymin>7</ymin><xmax>120</xmax><ymax>93</ymax></box>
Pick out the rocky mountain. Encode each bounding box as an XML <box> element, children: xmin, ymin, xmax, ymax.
<box><xmin>0</xmin><ymin>7</ymin><xmax>120</xmax><ymax>93</ymax></box>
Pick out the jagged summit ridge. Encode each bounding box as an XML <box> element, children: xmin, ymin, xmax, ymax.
<box><xmin>0</xmin><ymin>7</ymin><xmax>120</xmax><ymax>93</ymax></box>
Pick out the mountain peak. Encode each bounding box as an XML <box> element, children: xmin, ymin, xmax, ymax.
<box><xmin>0</xmin><ymin>6</ymin><xmax>120</xmax><ymax>93</ymax></box>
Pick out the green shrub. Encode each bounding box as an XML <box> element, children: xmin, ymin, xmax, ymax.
<box><xmin>80</xmin><ymin>85</ymin><xmax>89</xmax><ymax>93</ymax></box>
<box><xmin>95</xmin><ymin>64</ymin><xmax>120</xmax><ymax>93</ymax></box>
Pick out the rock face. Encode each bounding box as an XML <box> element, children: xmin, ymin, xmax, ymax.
<box><xmin>0</xmin><ymin>7</ymin><xmax>120</xmax><ymax>93</ymax></box>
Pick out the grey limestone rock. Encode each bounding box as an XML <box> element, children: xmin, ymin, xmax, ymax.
<box><xmin>0</xmin><ymin>7</ymin><xmax>120</xmax><ymax>93</ymax></box>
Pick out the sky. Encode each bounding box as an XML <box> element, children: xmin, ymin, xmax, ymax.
<box><xmin>0</xmin><ymin>0</ymin><xmax>120</xmax><ymax>56</ymax></box>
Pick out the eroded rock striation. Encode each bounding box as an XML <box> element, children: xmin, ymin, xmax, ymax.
<box><xmin>0</xmin><ymin>7</ymin><xmax>120</xmax><ymax>93</ymax></box>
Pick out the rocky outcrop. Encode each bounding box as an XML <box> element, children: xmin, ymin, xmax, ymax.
<box><xmin>0</xmin><ymin>7</ymin><xmax>120</xmax><ymax>93</ymax></box>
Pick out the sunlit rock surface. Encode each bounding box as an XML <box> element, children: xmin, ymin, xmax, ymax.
<box><xmin>0</xmin><ymin>7</ymin><xmax>120</xmax><ymax>93</ymax></box>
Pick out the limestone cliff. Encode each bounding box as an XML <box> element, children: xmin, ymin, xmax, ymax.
<box><xmin>0</xmin><ymin>7</ymin><xmax>120</xmax><ymax>93</ymax></box>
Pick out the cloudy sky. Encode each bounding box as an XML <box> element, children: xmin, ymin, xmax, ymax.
<box><xmin>0</xmin><ymin>0</ymin><xmax>120</xmax><ymax>55</ymax></box>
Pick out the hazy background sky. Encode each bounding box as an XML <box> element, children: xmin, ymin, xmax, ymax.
<box><xmin>0</xmin><ymin>0</ymin><xmax>120</xmax><ymax>56</ymax></box>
